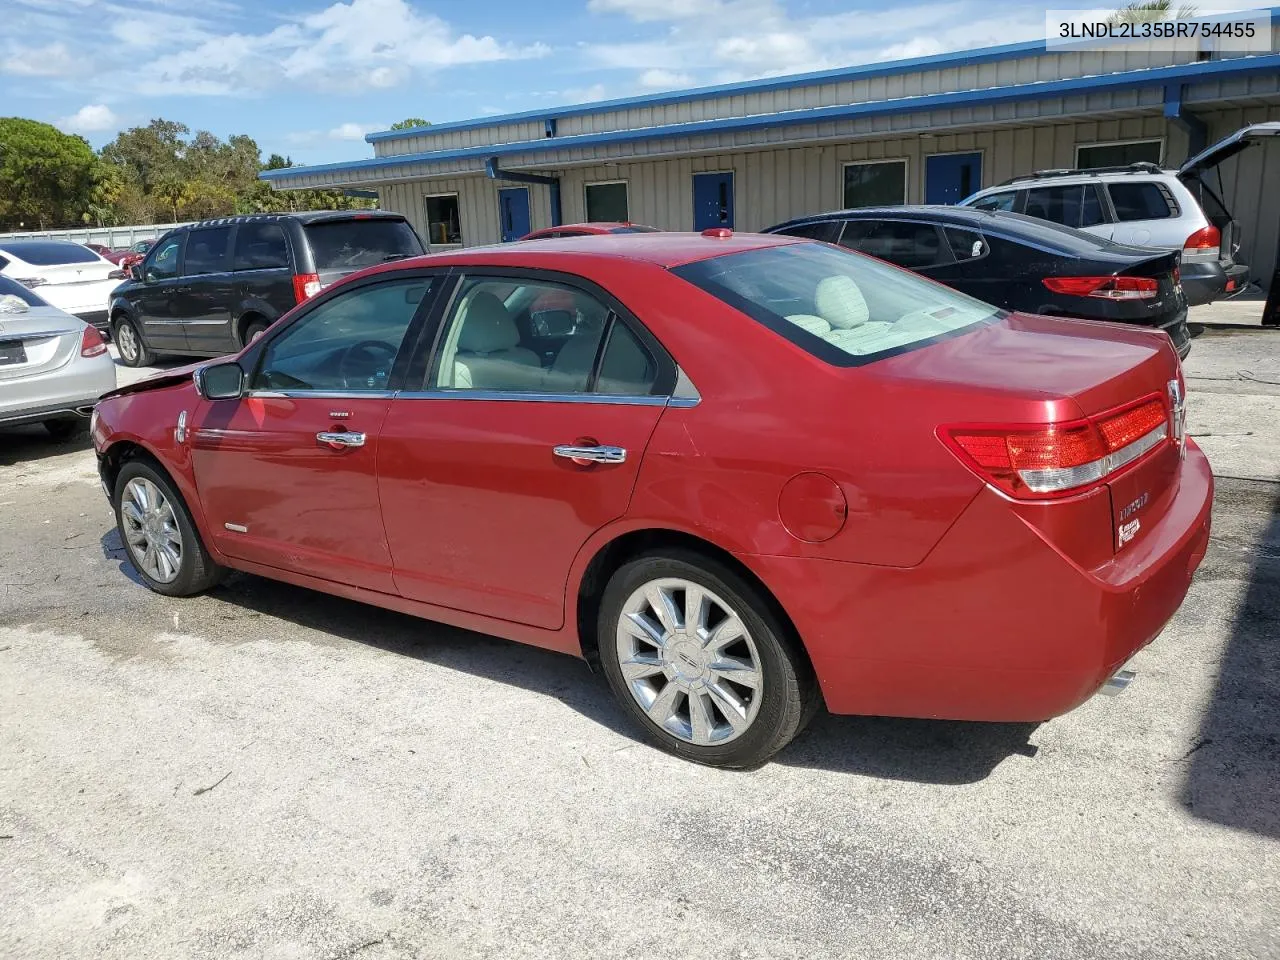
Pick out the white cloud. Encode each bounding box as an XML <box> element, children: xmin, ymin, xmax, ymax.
<box><xmin>638</xmin><ymin>68</ymin><xmax>694</xmax><ymax>90</ymax></box>
<box><xmin>58</xmin><ymin>103</ymin><xmax>120</xmax><ymax>133</ymax></box>
<box><xmin>328</xmin><ymin>122</ymin><xmax>378</xmax><ymax>140</ymax></box>
<box><xmin>1</xmin><ymin>41</ymin><xmax>78</xmax><ymax>77</ymax></box>
<box><xmin>587</xmin><ymin>0</ymin><xmax>724</xmax><ymax>21</ymax></box>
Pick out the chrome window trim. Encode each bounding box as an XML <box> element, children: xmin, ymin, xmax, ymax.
<box><xmin>244</xmin><ymin>389</ymin><xmax>396</xmax><ymax>400</ymax></box>
<box><xmin>395</xmin><ymin>389</ymin><xmax>671</xmax><ymax>407</ymax></box>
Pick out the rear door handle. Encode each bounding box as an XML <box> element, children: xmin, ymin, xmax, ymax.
<box><xmin>553</xmin><ymin>444</ymin><xmax>626</xmax><ymax>464</ymax></box>
<box><xmin>317</xmin><ymin>431</ymin><xmax>366</xmax><ymax>449</ymax></box>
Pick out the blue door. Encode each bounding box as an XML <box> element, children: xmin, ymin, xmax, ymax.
<box><xmin>693</xmin><ymin>172</ymin><xmax>735</xmax><ymax>230</ymax></box>
<box><xmin>498</xmin><ymin>188</ymin><xmax>531</xmax><ymax>242</ymax></box>
<box><xmin>925</xmin><ymin>153</ymin><xmax>983</xmax><ymax>205</ymax></box>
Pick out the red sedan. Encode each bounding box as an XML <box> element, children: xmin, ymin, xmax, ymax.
<box><xmin>520</xmin><ymin>222</ymin><xmax>660</xmax><ymax>240</ymax></box>
<box><xmin>91</xmin><ymin>230</ymin><xmax>1212</xmax><ymax>767</ymax></box>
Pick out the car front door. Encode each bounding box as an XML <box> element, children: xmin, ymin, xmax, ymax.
<box><xmin>180</xmin><ymin>225</ymin><xmax>238</xmax><ymax>354</ymax></box>
<box><xmin>377</xmin><ymin>272</ymin><xmax>674</xmax><ymax>629</ymax></box>
<box><xmin>134</xmin><ymin>234</ymin><xmax>190</xmax><ymax>353</ymax></box>
<box><xmin>189</xmin><ymin>273</ymin><xmax>442</xmax><ymax>592</ymax></box>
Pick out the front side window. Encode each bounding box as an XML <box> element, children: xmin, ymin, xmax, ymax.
<box><xmin>838</xmin><ymin>220</ymin><xmax>949</xmax><ymax>269</ymax></box>
<box><xmin>425</xmin><ymin>195</ymin><xmax>462</xmax><ymax>245</ymax></box>
<box><xmin>183</xmin><ymin>226</ymin><xmax>231</xmax><ymax>276</ymax></box>
<box><xmin>253</xmin><ymin>277</ymin><xmax>433</xmax><ymax>392</ymax></box>
<box><xmin>1023</xmin><ymin>185</ymin><xmax>1105</xmax><ymax>229</ymax></box>
<box><xmin>432</xmin><ymin>277</ymin><xmax>658</xmax><ymax>395</ymax></box>
<box><xmin>145</xmin><ymin>236</ymin><xmax>182</xmax><ymax>282</ymax></box>
<box><xmin>673</xmin><ymin>242</ymin><xmax>997</xmax><ymax>366</ymax></box>
<box><xmin>233</xmin><ymin>223</ymin><xmax>290</xmax><ymax>271</ymax></box>
<box><xmin>843</xmin><ymin>161</ymin><xmax>907</xmax><ymax>208</ymax></box>
<box><xmin>969</xmin><ymin>191</ymin><xmax>1018</xmax><ymax>212</ymax></box>
<box><xmin>1107</xmin><ymin>182</ymin><xmax>1175</xmax><ymax>221</ymax></box>
<box><xmin>585</xmin><ymin>182</ymin><xmax>629</xmax><ymax>222</ymax></box>
<box><xmin>776</xmin><ymin>221</ymin><xmax>842</xmax><ymax>243</ymax></box>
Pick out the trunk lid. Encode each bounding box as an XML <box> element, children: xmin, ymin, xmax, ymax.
<box><xmin>1176</xmin><ymin>121</ymin><xmax>1280</xmax><ymax>179</ymax></box>
<box><xmin>0</xmin><ymin>305</ymin><xmax>84</xmax><ymax>380</ymax></box>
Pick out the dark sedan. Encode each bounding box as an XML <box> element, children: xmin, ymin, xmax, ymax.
<box><xmin>765</xmin><ymin>206</ymin><xmax>1191</xmax><ymax>358</ymax></box>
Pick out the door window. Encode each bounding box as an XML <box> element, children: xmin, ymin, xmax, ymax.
<box><xmin>431</xmin><ymin>277</ymin><xmax>659</xmax><ymax>396</ymax></box>
<box><xmin>183</xmin><ymin>226</ymin><xmax>231</xmax><ymax>276</ymax></box>
<box><xmin>1023</xmin><ymin>185</ymin><xmax>1107</xmax><ymax>228</ymax></box>
<box><xmin>145</xmin><ymin>236</ymin><xmax>182</xmax><ymax>282</ymax></box>
<box><xmin>252</xmin><ymin>277</ymin><xmax>433</xmax><ymax>392</ymax></box>
<box><xmin>777</xmin><ymin>221</ymin><xmax>842</xmax><ymax>243</ymax></box>
<box><xmin>839</xmin><ymin>220</ymin><xmax>950</xmax><ymax>269</ymax></box>
<box><xmin>233</xmin><ymin>223</ymin><xmax>290</xmax><ymax>270</ymax></box>
<box><xmin>969</xmin><ymin>191</ymin><xmax>1018</xmax><ymax>212</ymax></box>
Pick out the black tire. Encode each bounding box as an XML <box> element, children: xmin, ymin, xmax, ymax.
<box><xmin>113</xmin><ymin>315</ymin><xmax>153</xmax><ymax>367</ymax></box>
<box><xmin>112</xmin><ymin>459</ymin><xmax>225</xmax><ymax>597</ymax></box>
<box><xmin>242</xmin><ymin>318</ymin><xmax>269</xmax><ymax>345</ymax></box>
<box><xmin>598</xmin><ymin>549</ymin><xmax>818</xmax><ymax>769</ymax></box>
<box><xmin>43</xmin><ymin>418</ymin><xmax>88</xmax><ymax>441</ymax></box>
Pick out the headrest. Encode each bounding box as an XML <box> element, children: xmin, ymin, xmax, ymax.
<box><xmin>458</xmin><ymin>292</ymin><xmax>519</xmax><ymax>353</ymax></box>
<box><xmin>814</xmin><ymin>275</ymin><xmax>870</xmax><ymax>330</ymax></box>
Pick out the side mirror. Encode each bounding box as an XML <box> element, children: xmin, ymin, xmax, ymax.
<box><xmin>194</xmin><ymin>361</ymin><xmax>245</xmax><ymax>401</ymax></box>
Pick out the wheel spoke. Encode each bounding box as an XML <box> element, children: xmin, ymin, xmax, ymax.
<box><xmin>622</xmin><ymin>611</ymin><xmax>667</xmax><ymax>649</ymax></box>
<box><xmin>683</xmin><ymin>584</ymin><xmax>707</xmax><ymax>635</ymax></box>
<box><xmin>688</xmin><ymin>690</ymin><xmax>715</xmax><ymax>744</ymax></box>
<box><xmin>704</xmin><ymin>614</ymin><xmax>746</xmax><ymax>654</ymax></box>
<box><xmin>157</xmin><ymin>541</ymin><xmax>181</xmax><ymax>578</ymax></box>
<box><xmin>707</xmin><ymin>680</ymin><xmax>750</xmax><ymax>731</ymax></box>
<box><xmin>645</xmin><ymin>679</ymin><xmax>681</xmax><ymax>727</ymax></box>
<box><xmin>710</xmin><ymin>655</ymin><xmax>761</xmax><ymax>690</ymax></box>
<box><xmin>645</xmin><ymin>585</ymin><xmax>681</xmax><ymax>634</ymax></box>
<box><xmin>620</xmin><ymin>654</ymin><xmax>665</xmax><ymax>682</ymax></box>
<box><xmin>141</xmin><ymin>542</ymin><xmax>159</xmax><ymax>579</ymax></box>
<box><xmin>122</xmin><ymin>500</ymin><xmax>145</xmax><ymax>526</ymax></box>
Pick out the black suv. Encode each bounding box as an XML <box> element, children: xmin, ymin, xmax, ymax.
<box><xmin>108</xmin><ymin>211</ymin><xmax>425</xmax><ymax>366</ymax></box>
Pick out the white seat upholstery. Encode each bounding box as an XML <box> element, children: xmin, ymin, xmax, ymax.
<box><xmin>814</xmin><ymin>275</ymin><xmax>870</xmax><ymax>329</ymax></box>
<box><xmin>452</xmin><ymin>292</ymin><xmax>542</xmax><ymax>390</ymax></box>
<box><xmin>784</xmin><ymin>314</ymin><xmax>832</xmax><ymax>337</ymax></box>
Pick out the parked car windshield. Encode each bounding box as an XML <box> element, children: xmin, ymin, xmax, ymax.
<box><xmin>0</xmin><ymin>275</ymin><xmax>49</xmax><ymax>306</ymax></box>
<box><xmin>304</xmin><ymin>218</ymin><xmax>424</xmax><ymax>271</ymax></box>
<box><xmin>674</xmin><ymin>241</ymin><xmax>998</xmax><ymax>365</ymax></box>
<box><xmin>0</xmin><ymin>240</ymin><xmax>102</xmax><ymax>265</ymax></box>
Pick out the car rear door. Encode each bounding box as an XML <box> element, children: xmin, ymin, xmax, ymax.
<box><xmin>189</xmin><ymin>272</ymin><xmax>443</xmax><ymax>592</ymax></box>
<box><xmin>377</xmin><ymin>270</ymin><xmax>674</xmax><ymax>630</ymax></box>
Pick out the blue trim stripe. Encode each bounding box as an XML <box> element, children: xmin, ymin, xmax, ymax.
<box><xmin>264</xmin><ymin>54</ymin><xmax>1280</xmax><ymax>183</ymax></box>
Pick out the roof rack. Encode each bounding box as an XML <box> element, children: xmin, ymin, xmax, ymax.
<box><xmin>998</xmin><ymin>161</ymin><xmax>1163</xmax><ymax>186</ymax></box>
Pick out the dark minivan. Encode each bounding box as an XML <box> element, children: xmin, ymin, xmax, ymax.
<box><xmin>108</xmin><ymin>211</ymin><xmax>425</xmax><ymax>366</ymax></box>
<box><xmin>765</xmin><ymin>205</ymin><xmax>1191</xmax><ymax>358</ymax></box>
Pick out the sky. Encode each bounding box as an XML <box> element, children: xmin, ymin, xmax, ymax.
<box><xmin>1</xmin><ymin>0</ymin><xmax>1057</xmax><ymax>166</ymax></box>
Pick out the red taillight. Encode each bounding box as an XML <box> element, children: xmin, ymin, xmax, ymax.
<box><xmin>80</xmin><ymin>324</ymin><xmax>107</xmax><ymax>358</ymax></box>
<box><xmin>941</xmin><ymin>395</ymin><xmax>1170</xmax><ymax>499</ymax></box>
<box><xmin>1042</xmin><ymin>276</ymin><xmax>1159</xmax><ymax>300</ymax></box>
<box><xmin>292</xmin><ymin>273</ymin><xmax>321</xmax><ymax>303</ymax></box>
<box><xmin>1182</xmin><ymin>225</ymin><xmax>1221</xmax><ymax>262</ymax></box>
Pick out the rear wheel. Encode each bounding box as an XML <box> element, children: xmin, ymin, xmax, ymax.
<box><xmin>598</xmin><ymin>550</ymin><xmax>817</xmax><ymax>768</ymax></box>
<box><xmin>113</xmin><ymin>460</ymin><xmax>225</xmax><ymax>597</ymax></box>
<box><xmin>43</xmin><ymin>418</ymin><xmax>88</xmax><ymax>441</ymax></box>
<box><xmin>114</xmin><ymin>316</ymin><xmax>153</xmax><ymax>367</ymax></box>
<box><xmin>242</xmin><ymin>318</ymin><xmax>269</xmax><ymax>344</ymax></box>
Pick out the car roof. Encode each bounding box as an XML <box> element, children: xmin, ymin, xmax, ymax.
<box><xmin>400</xmin><ymin>231</ymin><xmax>799</xmax><ymax>269</ymax></box>
<box><xmin>178</xmin><ymin>210</ymin><xmax>410</xmax><ymax>231</ymax></box>
<box><xmin>772</xmin><ymin>205</ymin><xmax>1006</xmax><ymax>231</ymax></box>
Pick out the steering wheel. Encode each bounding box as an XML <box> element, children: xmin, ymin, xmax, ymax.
<box><xmin>338</xmin><ymin>340</ymin><xmax>398</xmax><ymax>390</ymax></box>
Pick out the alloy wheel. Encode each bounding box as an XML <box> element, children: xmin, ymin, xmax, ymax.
<box><xmin>615</xmin><ymin>577</ymin><xmax>763</xmax><ymax>746</ymax></box>
<box><xmin>117</xmin><ymin>322</ymin><xmax>138</xmax><ymax>362</ymax></box>
<box><xmin>120</xmin><ymin>477</ymin><xmax>183</xmax><ymax>583</ymax></box>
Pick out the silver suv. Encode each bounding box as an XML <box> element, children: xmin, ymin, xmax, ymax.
<box><xmin>960</xmin><ymin>123</ymin><xmax>1280</xmax><ymax>306</ymax></box>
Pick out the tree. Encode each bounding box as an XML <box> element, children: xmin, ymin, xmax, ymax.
<box><xmin>99</xmin><ymin>119</ymin><xmax>190</xmax><ymax>194</ymax></box>
<box><xmin>0</xmin><ymin>118</ymin><xmax>98</xmax><ymax>229</ymax></box>
<box><xmin>264</xmin><ymin>153</ymin><xmax>293</xmax><ymax>170</ymax></box>
<box><xmin>390</xmin><ymin>118</ymin><xmax>430</xmax><ymax>131</ymax></box>
<box><xmin>83</xmin><ymin>161</ymin><xmax>126</xmax><ymax>227</ymax></box>
<box><xmin>1107</xmin><ymin>0</ymin><xmax>1197</xmax><ymax>24</ymax></box>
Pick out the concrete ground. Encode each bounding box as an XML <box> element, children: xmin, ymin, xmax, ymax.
<box><xmin>1</xmin><ymin>325</ymin><xmax>1278</xmax><ymax>959</ymax></box>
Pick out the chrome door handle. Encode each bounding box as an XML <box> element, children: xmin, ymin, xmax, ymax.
<box><xmin>316</xmin><ymin>431</ymin><xmax>366</xmax><ymax>448</ymax></box>
<box><xmin>553</xmin><ymin>444</ymin><xmax>627</xmax><ymax>464</ymax></box>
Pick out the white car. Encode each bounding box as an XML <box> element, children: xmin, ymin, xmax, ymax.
<box><xmin>0</xmin><ymin>238</ymin><xmax>124</xmax><ymax>336</ymax></box>
<box><xmin>960</xmin><ymin>122</ymin><xmax>1280</xmax><ymax>307</ymax></box>
<box><xmin>0</xmin><ymin>276</ymin><xmax>117</xmax><ymax>439</ymax></box>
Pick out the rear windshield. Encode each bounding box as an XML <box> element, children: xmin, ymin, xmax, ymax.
<box><xmin>674</xmin><ymin>242</ymin><xmax>997</xmax><ymax>366</ymax></box>
<box><xmin>0</xmin><ymin>240</ymin><xmax>101</xmax><ymax>265</ymax></box>
<box><xmin>304</xmin><ymin>218</ymin><xmax>424</xmax><ymax>271</ymax></box>
<box><xmin>0</xmin><ymin>275</ymin><xmax>48</xmax><ymax>306</ymax></box>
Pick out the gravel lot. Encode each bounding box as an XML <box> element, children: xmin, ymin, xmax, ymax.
<box><xmin>2</xmin><ymin>328</ymin><xmax>1278</xmax><ymax>959</ymax></box>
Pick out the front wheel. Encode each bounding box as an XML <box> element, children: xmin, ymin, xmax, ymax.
<box><xmin>598</xmin><ymin>551</ymin><xmax>818</xmax><ymax>768</ymax></box>
<box><xmin>113</xmin><ymin>460</ymin><xmax>225</xmax><ymax>596</ymax></box>
<box><xmin>113</xmin><ymin>316</ymin><xmax>153</xmax><ymax>367</ymax></box>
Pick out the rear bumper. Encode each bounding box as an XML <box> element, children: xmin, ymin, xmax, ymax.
<box><xmin>1180</xmin><ymin>260</ymin><xmax>1230</xmax><ymax>306</ymax></box>
<box><xmin>0</xmin><ymin>352</ymin><xmax>117</xmax><ymax>425</ymax></box>
<box><xmin>743</xmin><ymin>442</ymin><xmax>1213</xmax><ymax>721</ymax></box>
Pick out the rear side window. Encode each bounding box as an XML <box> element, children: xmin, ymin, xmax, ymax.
<box><xmin>1107</xmin><ymin>182</ymin><xmax>1175</xmax><ymax>221</ymax></box>
<box><xmin>945</xmin><ymin>227</ymin><xmax>989</xmax><ymax>261</ymax></box>
<box><xmin>1</xmin><ymin>241</ymin><xmax>100</xmax><ymax>265</ymax></box>
<box><xmin>839</xmin><ymin>220</ymin><xmax>949</xmax><ymax>269</ymax></box>
<box><xmin>233</xmin><ymin>223</ymin><xmax>290</xmax><ymax>271</ymax></box>
<box><xmin>1023</xmin><ymin>185</ymin><xmax>1106</xmax><ymax>228</ymax></box>
<box><xmin>776</xmin><ymin>221</ymin><xmax>842</xmax><ymax>243</ymax></box>
<box><xmin>184</xmin><ymin>226</ymin><xmax>231</xmax><ymax>276</ymax></box>
<box><xmin>304</xmin><ymin>219</ymin><xmax>424</xmax><ymax>271</ymax></box>
<box><xmin>674</xmin><ymin>243</ymin><xmax>997</xmax><ymax>366</ymax></box>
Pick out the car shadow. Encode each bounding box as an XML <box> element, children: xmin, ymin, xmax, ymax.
<box><xmin>151</xmin><ymin>564</ymin><xmax>1039</xmax><ymax>783</ymax></box>
<box><xmin>1180</xmin><ymin>480</ymin><xmax>1280</xmax><ymax>838</ymax></box>
<box><xmin>0</xmin><ymin>424</ymin><xmax>92</xmax><ymax>466</ymax></box>
<box><xmin>100</xmin><ymin>528</ymin><xmax>147</xmax><ymax>588</ymax></box>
